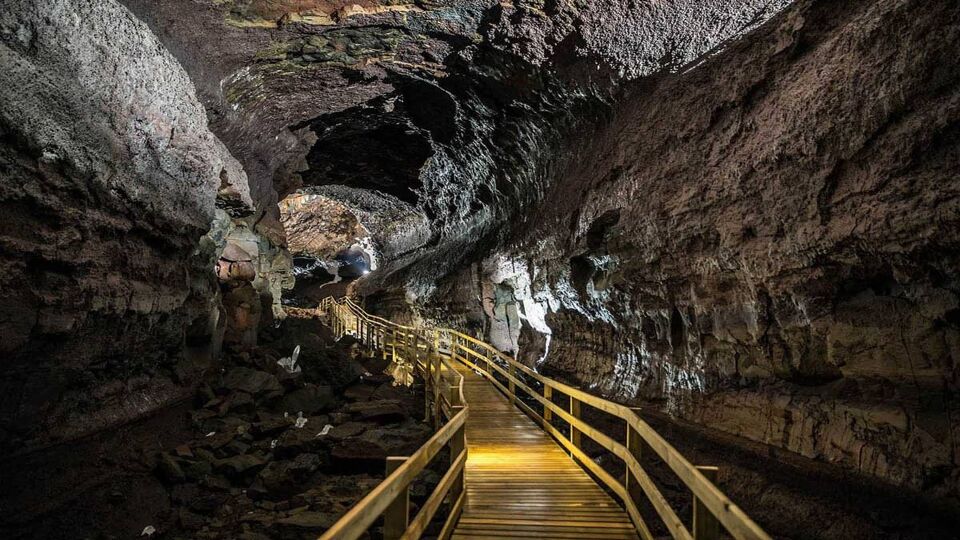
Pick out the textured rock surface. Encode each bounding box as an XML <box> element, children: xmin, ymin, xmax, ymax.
<box><xmin>119</xmin><ymin>0</ymin><xmax>792</xmax><ymax>291</ymax></box>
<box><xmin>3</xmin><ymin>0</ymin><xmax>957</xmax><ymax>529</ymax></box>
<box><xmin>0</xmin><ymin>0</ymin><xmax>268</xmax><ymax>450</ymax></box>
<box><xmin>424</xmin><ymin>0</ymin><xmax>960</xmax><ymax>497</ymax></box>
<box><xmin>125</xmin><ymin>0</ymin><xmax>956</xmax><ymax>496</ymax></box>
<box><xmin>280</xmin><ymin>194</ymin><xmax>368</xmax><ymax>260</ymax></box>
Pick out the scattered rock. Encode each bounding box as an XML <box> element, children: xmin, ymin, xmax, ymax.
<box><xmin>156</xmin><ymin>452</ymin><xmax>186</xmax><ymax>483</ymax></box>
<box><xmin>222</xmin><ymin>368</ymin><xmax>282</xmax><ymax>396</ymax></box>
<box><xmin>278</xmin><ymin>384</ymin><xmax>337</xmax><ymax>414</ymax></box>
<box><xmin>276</xmin><ymin>511</ymin><xmax>336</xmax><ymax>530</ymax></box>
<box><xmin>344</xmin><ymin>400</ymin><xmax>405</xmax><ymax>424</ymax></box>
<box><xmin>343</xmin><ymin>383</ymin><xmax>376</xmax><ymax>402</ymax></box>
<box><xmin>328</xmin><ymin>422</ymin><xmax>367</xmax><ymax>440</ymax></box>
<box><xmin>216</xmin><ymin>454</ymin><xmax>266</xmax><ymax>478</ymax></box>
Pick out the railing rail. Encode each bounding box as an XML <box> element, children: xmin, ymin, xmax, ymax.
<box><xmin>317</xmin><ymin>297</ymin><xmax>770</xmax><ymax>540</ymax></box>
<box><xmin>318</xmin><ymin>297</ymin><xmax>466</xmax><ymax>540</ymax></box>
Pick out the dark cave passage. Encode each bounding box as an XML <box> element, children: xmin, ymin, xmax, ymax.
<box><xmin>1</xmin><ymin>0</ymin><xmax>959</xmax><ymax>538</ymax></box>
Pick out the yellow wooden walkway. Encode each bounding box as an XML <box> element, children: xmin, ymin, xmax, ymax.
<box><xmin>320</xmin><ymin>297</ymin><xmax>770</xmax><ymax>540</ymax></box>
<box><xmin>452</xmin><ymin>364</ymin><xmax>640</xmax><ymax>540</ymax></box>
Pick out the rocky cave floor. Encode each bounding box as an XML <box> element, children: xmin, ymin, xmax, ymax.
<box><xmin>0</xmin><ymin>310</ymin><xmax>437</xmax><ymax>540</ymax></box>
<box><xmin>2</xmin><ymin>309</ymin><xmax>958</xmax><ymax>540</ymax></box>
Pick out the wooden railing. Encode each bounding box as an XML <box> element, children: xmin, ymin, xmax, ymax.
<box><xmin>443</xmin><ymin>330</ymin><xmax>770</xmax><ymax>540</ymax></box>
<box><xmin>318</xmin><ymin>297</ymin><xmax>771</xmax><ymax>540</ymax></box>
<box><xmin>318</xmin><ymin>297</ymin><xmax>467</xmax><ymax>540</ymax></box>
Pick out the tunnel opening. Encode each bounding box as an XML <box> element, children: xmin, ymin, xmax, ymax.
<box><xmin>297</xmin><ymin>98</ymin><xmax>434</xmax><ymax>205</ymax></box>
<box><xmin>278</xmin><ymin>191</ymin><xmax>379</xmax><ymax>307</ymax></box>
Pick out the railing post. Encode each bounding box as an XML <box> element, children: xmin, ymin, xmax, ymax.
<box><xmin>381</xmin><ymin>327</ymin><xmax>388</xmax><ymax>361</ymax></box>
<box><xmin>449</xmin><ymin>404</ymin><xmax>465</xmax><ymax>505</ymax></box>
<box><xmin>333</xmin><ymin>306</ymin><xmax>340</xmax><ymax>337</ymax></box>
<box><xmin>433</xmin><ymin>349</ymin><xmax>443</xmax><ymax>429</ymax></box>
<box><xmin>424</xmin><ymin>348</ymin><xmax>434</xmax><ymax>422</ymax></box>
<box><xmin>569</xmin><ymin>396</ymin><xmax>581</xmax><ymax>451</ymax></box>
<box><xmin>391</xmin><ymin>328</ymin><xmax>397</xmax><ymax>363</ymax></box>
<box><xmin>383</xmin><ymin>456</ymin><xmax>410</xmax><ymax>540</ymax></box>
<box><xmin>625</xmin><ymin>424</ymin><xmax>645</xmax><ymax>505</ymax></box>
<box><xmin>410</xmin><ymin>333</ymin><xmax>418</xmax><ymax>367</ymax></box>
<box><xmin>508</xmin><ymin>363</ymin><xmax>517</xmax><ymax>405</ymax></box>
<box><xmin>543</xmin><ymin>385</ymin><xmax>553</xmax><ymax>425</ymax></box>
<box><xmin>448</xmin><ymin>384</ymin><xmax>459</xmax><ymax>414</ymax></box>
<box><xmin>693</xmin><ymin>466</ymin><xmax>720</xmax><ymax>540</ymax></box>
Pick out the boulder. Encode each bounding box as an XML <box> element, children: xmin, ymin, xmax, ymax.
<box><xmin>182</xmin><ymin>458</ymin><xmax>214</xmax><ymax>481</ymax></box>
<box><xmin>370</xmin><ymin>383</ymin><xmax>408</xmax><ymax>402</ymax></box>
<box><xmin>343</xmin><ymin>383</ymin><xmax>376</xmax><ymax>402</ymax></box>
<box><xmin>179</xmin><ymin>508</ymin><xmax>206</xmax><ymax>530</ymax></box>
<box><xmin>276</xmin><ymin>511</ymin><xmax>337</xmax><ymax>530</ymax></box>
<box><xmin>254</xmin><ymin>453</ymin><xmax>322</xmax><ymax>499</ymax></box>
<box><xmin>274</xmin><ymin>423</ymin><xmax>328</xmax><ymax>458</ymax></box>
<box><xmin>156</xmin><ymin>452</ymin><xmax>186</xmax><ymax>483</ymax></box>
<box><xmin>327</xmin><ymin>422</ymin><xmax>367</xmax><ymax>440</ymax></box>
<box><xmin>222</xmin><ymin>367</ymin><xmax>282</xmax><ymax>396</ymax></box>
<box><xmin>216</xmin><ymin>454</ymin><xmax>266</xmax><ymax>478</ymax></box>
<box><xmin>344</xmin><ymin>400</ymin><xmax>405</xmax><ymax>424</ymax></box>
<box><xmin>277</xmin><ymin>384</ymin><xmax>336</xmax><ymax>415</ymax></box>
<box><xmin>330</xmin><ymin>438</ymin><xmax>390</xmax><ymax>470</ymax></box>
<box><xmin>252</xmin><ymin>415</ymin><xmax>292</xmax><ymax>437</ymax></box>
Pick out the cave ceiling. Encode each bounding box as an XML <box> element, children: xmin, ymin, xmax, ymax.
<box><xmin>120</xmin><ymin>0</ymin><xmax>794</xmax><ymax>290</ymax></box>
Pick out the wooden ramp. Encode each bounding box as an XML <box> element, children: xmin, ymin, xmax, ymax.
<box><xmin>452</xmin><ymin>364</ymin><xmax>639</xmax><ymax>540</ymax></box>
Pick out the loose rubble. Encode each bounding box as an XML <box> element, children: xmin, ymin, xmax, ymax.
<box><xmin>145</xmin><ymin>312</ymin><xmax>431</xmax><ymax>539</ymax></box>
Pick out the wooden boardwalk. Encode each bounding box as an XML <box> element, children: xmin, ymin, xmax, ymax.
<box><xmin>452</xmin><ymin>364</ymin><xmax>640</xmax><ymax>540</ymax></box>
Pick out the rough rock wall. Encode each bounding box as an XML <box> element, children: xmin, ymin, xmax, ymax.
<box><xmin>466</xmin><ymin>0</ymin><xmax>960</xmax><ymax>495</ymax></box>
<box><xmin>0</xmin><ymin>0</ymin><xmax>254</xmax><ymax>450</ymax></box>
<box><xmin>280</xmin><ymin>194</ymin><xmax>368</xmax><ymax>260</ymax></box>
<box><xmin>101</xmin><ymin>0</ymin><xmax>959</xmax><ymax>497</ymax></box>
<box><xmin>117</xmin><ymin>0</ymin><xmax>793</xmax><ymax>301</ymax></box>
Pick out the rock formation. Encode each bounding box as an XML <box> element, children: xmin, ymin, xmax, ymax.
<box><xmin>0</xmin><ymin>0</ymin><xmax>290</xmax><ymax>451</ymax></box>
<box><xmin>1</xmin><ymin>0</ymin><xmax>958</xmax><ymax>533</ymax></box>
<box><xmin>426</xmin><ymin>0</ymin><xmax>960</xmax><ymax>497</ymax></box>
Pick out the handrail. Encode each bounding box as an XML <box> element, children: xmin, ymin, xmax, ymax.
<box><xmin>317</xmin><ymin>297</ymin><xmax>467</xmax><ymax>540</ymax></box>
<box><xmin>442</xmin><ymin>328</ymin><xmax>770</xmax><ymax>540</ymax></box>
<box><xmin>317</xmin><ymin>296</ymin><xmax>770</xmax><ymax>540</ymax></box>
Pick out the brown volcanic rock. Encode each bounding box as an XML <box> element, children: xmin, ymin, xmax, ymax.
<box><xmin>280</xmin><ymin>193</ymin><xmax>367</xmax><ymax>259</ymax></box>
<box><xmin>466</xmin><ymin>0</ymin><xmax>960</xmax><ymax>494</ymax></box>
<box><xmin>0</xmin><ymin>0</ymin><xmax>253</xmax><ymax>449</ymax></box>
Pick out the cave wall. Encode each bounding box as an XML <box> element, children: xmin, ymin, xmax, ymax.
<box><xmin>115</xmin><ymin>0</ymin><xmax>796</xmax><ymax>305</ymax></box>
<box><xmin>457</xmin><ymin>0</ymin><xmax>960</xmax><ymax>495</ymax></box>
<box><xmin>23</xmin><ymin>0</ymin><xmax>953</xmax><ymax>500</ymax></box>
<box><xmin>0</xmin><ymin>0</ymin><xmax>259</xmax><ymax>450</ymax></box>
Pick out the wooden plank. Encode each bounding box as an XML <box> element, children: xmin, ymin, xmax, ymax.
<box><xmin>324</xmin><ymin>299</ymin><xmax>768</xmax><ymax>540</ymax></box>
<box><xmin>693</xmin><ymin>466</ymin><xmax>721</xmax><ymax>540</ymax></box>
<box><xmin>438</xmin><ymin>490</ymin><xmax>465</xmax><ymax>540</ymax></box>
<box><xmin>384</xmin><ymin>457</ymin><xmax>409</xmax><ymax>540</ymax></box>
<box><xmin>451</xmin><ymin>364</ymin><xmax>639</xmax><ymax>540</ymax></box>
<box><xmin>401</xmin><ymin>448</ymin><xmax>467</xmax><ymax>540</ymax></box>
